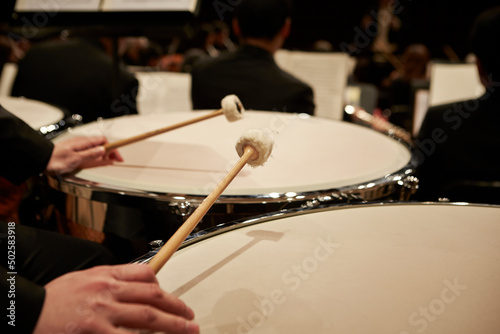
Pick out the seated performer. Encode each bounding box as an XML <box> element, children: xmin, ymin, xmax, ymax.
<box><xmin>190</xmin><ymin>0</ymin><xmax>315</xmax><ymax>115</ymax></box>
<box><xmin>0</xmin><ymin>104</ymin><xmax>199</xmax><ymax>334</ymax></box>
<box><xmin>414</xmin><ymin>6</ymin><xmax>500</xmax><ymax>203</ymax></box>
<box><xmin>12</xmin><ymin>36</ymin><xmax>139</xmax><ymax>123</ymax></box>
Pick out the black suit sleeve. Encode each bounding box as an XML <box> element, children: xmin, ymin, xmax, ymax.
<box><xmin>1</xmin><ymin>221</ymin><xmax>46</xmax><ymax>333</ymax></box>
<box><xmin>0</xmin><ymin>107</ymin><xmax>50</xmax><ymax>331</ymax></box>
<box><xmin>0</xmin><ymin>105</ymin><xmax>54</xmax><ymax>185</ymax></box>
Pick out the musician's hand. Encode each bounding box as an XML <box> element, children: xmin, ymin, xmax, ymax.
<box><xmin>46</xmin><ymin>136</ymin><xmax>123</xmax><ymax>175</ymax></box>
<box><xmin>33</xmin><ymin>264</ymin><xmax>199</xmax><ymax>334</ymax></box>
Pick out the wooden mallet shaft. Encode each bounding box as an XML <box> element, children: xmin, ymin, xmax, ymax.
<box><xmin>148</xmin><ymin>145</ymin><xmax>257</xmax><ymax>274</ymax></box>
<box><xmin>103</xmin><ymin>109</ymin><xmax>223</xmax><ymax>152</ymax></box>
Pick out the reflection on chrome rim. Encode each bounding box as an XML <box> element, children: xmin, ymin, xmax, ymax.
<box><xmin>131</xmin><ymin>201</ymin><xmax>494</xmax><ymax>265</ymax></box>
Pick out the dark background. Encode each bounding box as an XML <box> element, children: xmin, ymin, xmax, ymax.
<box><xmin>2</xmin><ymin>0</ymin><xmax>499</xmax><ymax>59</ymax></box>
<box><xmin>209</xmin><ymin>0</ymin><xmax>500</xmax><ymax>58</ymax></box>
<box><xmin>202</xmin><ymin>0</ymin><xmax>500</xmax><ymax>59</ymax></box>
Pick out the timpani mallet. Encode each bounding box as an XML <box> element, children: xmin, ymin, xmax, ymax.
<box><xmin>345</xmin><ymin>105</ymin><xmax>414</xmax><ymax>145</ymax></box>
<box><xmin>103</xmin><ymin>94</ymin><xmax>245</xmax><ymax>152</ymax></box>
<box><xmin>147</xmin><ymin>128</ymin><xmax>274</xmax><ymax>273</ymax></box>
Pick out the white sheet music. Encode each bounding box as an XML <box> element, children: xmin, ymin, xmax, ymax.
<box><xmin>275</xmin><ymin>50</ymin><xmax>350</xmax><ymax>120</ymax></box>
<box><xmin>15</xmin><ymin>0</ymin><xmax>101</xmax><ymax>11</ymax></box>
<box><xmin>412</xmin><ymin>89</ymin><xmax>429</xmax><ymax>137</ymax></box>
<box><xmin>428</xmin><ymin>62</ymin><xmax>485</xmax><ymax>107</ymax></box>
<box><xmin>134</xmin><ymin>71</ymin><xmax>192</xmax><ymax>114</ymax></box>
<box><xmin>15</xmin><ymin>0</ymin><xmax>198</xmax><ymax>12</ymax></box>
<box><xmin>0</xmin><ymin>63</ymin><xmax>18</xmax><ymax>97</ymax></box>
<box><xmin>101</xmin><ymin>0</ymin><xmax>198</xmax><ymax>12</ymax></box>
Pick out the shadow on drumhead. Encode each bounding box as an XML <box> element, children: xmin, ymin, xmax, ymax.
<box><xmin>172</xmin><ymin>229</ymin><xmax>284</xmax><ymax>297</ymax></box>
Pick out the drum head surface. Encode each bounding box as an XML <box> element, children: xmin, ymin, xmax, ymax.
<box><xmin>156</xmin><ymin>203</ymin><xmax>500</xmax><ymax>333</ymax></box>
<box><xmin>0</xmin><ymin>96</ymin><xmax>64</xmax><ymax>129</ymax></box>
<box><xmin>56</xmin><ymin>111</ymin><xmax>411</xmax><ymax>196</ymax></box>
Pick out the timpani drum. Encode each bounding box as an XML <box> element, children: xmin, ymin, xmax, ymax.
<box><xmin>48</xmin><ymin>111</ymin><xmax>418</xmax><ymax>233</ymax></box>
<box><xmin>144</xmin><ymin>202</ymin><xmax>500</xmax><ymax>334</ymax></box>
<box><xmin>0</xmin><ymin>96</ymin><xmax>80</xmax><ymax>138</ymax></box>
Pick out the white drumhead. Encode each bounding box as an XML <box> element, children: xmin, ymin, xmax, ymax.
<box><xmin>157</xmin><ymin>203</ymin><xmax>500</xmax><ymax>333</ymax></box>
<box><xmin>0</xmin><ymin>96</ymin><xmax>64</xmax><ymax>129</ymax></box>
<box><xmin>56</xmin><ymin>111</ymin><xmax>411</xmax><ymax>196</ymax></box>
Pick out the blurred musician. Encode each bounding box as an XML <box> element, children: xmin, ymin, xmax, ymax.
<box><xmin>414</xmin><ymin>6</ymin><xmax>500</xmax><ymax>203</ymax></box>
<box><xmin>191</xmin><ymin>0</ymin><xmax>315</xmax><ymax>115</ymax></box>
<box><xmin>11</xmin><ymin>35</ymin><xmax>139</xmax><ymax>123</ymax></box>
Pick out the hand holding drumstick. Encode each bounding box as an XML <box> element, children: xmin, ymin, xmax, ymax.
<box><xmin>52</xmin><ymin>95</ymin><xmax>244</xmax><ymax>175</ymax></box>
<box><xmin>148</xmin><ymin>128</ymin><xmax>274</xmax><ymax>273</ymax></box>
<box><xmin>46</xmin><ymin>135</ymin><xmax>124</xmax><ymax>175</ymax></box>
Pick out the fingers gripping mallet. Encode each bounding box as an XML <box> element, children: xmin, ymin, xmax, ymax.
<box><xmin>148</xmin><ymin>128</ymin><xmax>274</xmax><ymax>273</ymax></box>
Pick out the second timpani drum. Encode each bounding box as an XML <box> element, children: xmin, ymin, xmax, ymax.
<box><xmin>146</xmin><ymin>202</ymin><xmax>500</xmax><ymax>334</ymax></box>
<box><xmin>49</xmin><ymin>111</ymin><xmax>418</xmax><ymax>232</ymax></box>
<box><xmin>0</xmin><ymin>96</ymin><xmax>81</xmax><ymax>138</ymax></box>
<box><xmin>0</xmin><ymin>96</ymin><xmax>63</xmax><ymax>128</ymax></box>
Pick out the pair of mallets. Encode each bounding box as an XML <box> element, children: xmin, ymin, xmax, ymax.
<box><xmin>103</xmin><ymin>95</ymin><xmax>274</xmax><ymax>273</ymax></box>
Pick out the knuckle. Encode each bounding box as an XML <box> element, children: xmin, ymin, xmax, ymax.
<box><xmin>90</xmin><ymin>277</ymin><xmax>114</xmax><ymax>292</ymax></box>
<box><xmin>146</xmin><ymin>283</ymin><xmax>164</xmax><ymax>300</ymax></box>
<box><xmin>139</xmin><ymin>305</ymin><xmax>159</xmax><ymax>323</ymax></box>
<box><xmin>107</xmin><ymin>278</ymin><xmax>123</xmax><ymax>293</ymax></box>
<box><xmin>87</xmin><ymin>298</ymin><xmax>109</xmax><ymax>313</ymax></box>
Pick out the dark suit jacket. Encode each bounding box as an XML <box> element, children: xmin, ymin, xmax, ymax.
<box><xmin>0</xmin><ymin>105</ymin><xmax>53</xmax><ymax>184</ymax></box>
<box><xmin>1</xmin><ymin>105</ymin><xmax>50</xmax><ymax>333</ymax></box>
<box><xmin>12</xmin><ymin>39</ymin><xmax>139</xmax><ymax>123</ymax></box>
<box><xmin>414</xmin><ymin>88</ymin><xmax>500</xmax><ymax>202</ymax></box>
<box><xmin>1</xmin><ymin>105</ymin><xmax>118</xmax><ymax>333</ymax></box>
<box><xmin>191</xmin><ymin>45</ymin><xmax>315</xmax><ymax>115</ymax></box>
